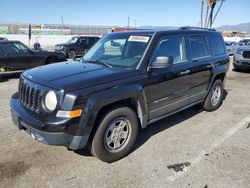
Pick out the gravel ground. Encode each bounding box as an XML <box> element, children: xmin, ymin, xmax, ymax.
<box><xmin>0</xmin><ymin>57</ymin><xmax>249</xmax><ymax>188</ymax></box>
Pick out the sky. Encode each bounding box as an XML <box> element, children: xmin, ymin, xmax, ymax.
<box><xmin>0</xmin><ymin>0</ymin><xmax>249</xmax><ymax>27</ymax></box>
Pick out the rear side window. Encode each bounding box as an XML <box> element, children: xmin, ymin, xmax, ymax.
<box><xmin>189</xmin><ymin>35</ymin><xmax>209</xmax><ymax>59</ymax></box>
<box><xmin>89</xmin><ymin>37</ymin><xmax>96</xmax><ymax>44</ymax></box>
<box><xmin>208</xmin><ymin>35</ymin><xmax>226</xmax><ymax>56</ymax></box>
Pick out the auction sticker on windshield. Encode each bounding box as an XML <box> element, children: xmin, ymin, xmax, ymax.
<box><xmin>128</xmin><ymin>36</ymin><xmax>150</xmax><ymax>43</ymax></box>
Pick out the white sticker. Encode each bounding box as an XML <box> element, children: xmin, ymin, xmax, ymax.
<box><xmin>128</xmin><ymin>36</ymin><xmax>150</xmax><ymax>43</ymax></box>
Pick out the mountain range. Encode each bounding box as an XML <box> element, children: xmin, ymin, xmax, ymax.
<box><xmin>216</xmin><ymin>22</ymin><xmax>250</xmax><ymax>33</ymax></box>
<box><xmin>138</xmin><ymin>22</ymin><xmax>250</xmax><ymax>33</ymax></box>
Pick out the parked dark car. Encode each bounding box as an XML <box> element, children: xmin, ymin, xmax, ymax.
<box><xmin>11</xmin><ymin>27</ymin><xmax>229</xmax><ymax>163</ymax></box>
<box><xmin>55</xmin><ymin>36</ymin><xmax>100</xmax><ymax>59</ymax></box>
<box><xmin>0</xmin><ymin>37</ymin><xmax>8</xmax><ymax>41</ymax></box>
<box><xmin>0</xmin><ymin>40</ymin><xmax>66</xmax><ymax>76</ymax></box>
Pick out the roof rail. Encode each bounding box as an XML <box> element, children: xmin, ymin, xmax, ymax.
<box><xmin>179</xmin><ymin>26</ymin><xmax>216</xmax><ymax>31</ymax></box>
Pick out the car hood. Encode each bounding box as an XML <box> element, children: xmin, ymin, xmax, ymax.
<box><xmin>22</xmin><ymin>60</ymin><xmax>138</xmax><ymax>91</ymax></box>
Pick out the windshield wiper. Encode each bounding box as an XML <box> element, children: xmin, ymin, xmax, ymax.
<box><xmin>80</xmin><ymin>58</ymin><xmax>87</xmax><ymax>63</ymax></box>
<box><xmin>92</xmin><ymin>59</ymin><xmax>113</xmax><ymax>68</ymax></box>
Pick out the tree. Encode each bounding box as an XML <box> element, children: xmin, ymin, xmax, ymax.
<box><xmin>203</xmin><ymin>0</ymin><xmax>225</xmax><ymax>28</ymax></box>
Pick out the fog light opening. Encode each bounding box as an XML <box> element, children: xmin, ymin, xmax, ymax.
<box><xmin>31</xmin><ymin>132</ymin><xmax>37</xmax><ymax>140</ymax></box>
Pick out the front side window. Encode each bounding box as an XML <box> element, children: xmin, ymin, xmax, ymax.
<box><xmin>84</xmin><ymin>33</ymin><xmax>151</xmax><ymax>68</ymax></box>
<box><xmin>189</xmin><ymin>35</ymin><xmax>209</xmax><ymax>59</ymax></box>
<box><xmin>152</xmin><ymin>35</ymin><xmax>187</xmax><ymax>64</ymax></box>
<box><xmin>68</xmin><ymin>37</ymin><xmax>79</xmax><ymax>44</ymax></box>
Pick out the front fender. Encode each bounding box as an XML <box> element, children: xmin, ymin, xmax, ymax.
<box><xmin>75</xmin><ymin>84</ymin><xmax>148</xmax><ymax>138</ymax></box>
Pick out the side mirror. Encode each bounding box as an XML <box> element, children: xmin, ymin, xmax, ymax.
<box><xmin>149</xmin><ymin>56</ymin><xmax>173</xmax><ymax>69</ymax></box>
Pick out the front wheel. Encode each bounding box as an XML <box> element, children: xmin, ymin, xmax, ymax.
<box><xmin>90</xmin><ymin>106</ymin><xmax>139</xmax><ymax>163</ymax></box>
<box><xmin>203</xmin><ymin>79</ymin><xmax>224</xmax><ymax>111</ymax></box>
<box><xmin>67</xmin><ymin>50</ymin><xmax>76</xmax><ymax>59</ymax></box>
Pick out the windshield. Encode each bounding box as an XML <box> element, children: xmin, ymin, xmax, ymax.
<box><xmin>68</xmin><ymin>37</ymin><xmax>79</xmax><ymax>44</ymax></box>
<box><xmin>246</xmin><ymin>41</ymin><xmax>250</xmax><ymax>45</ymax></box>
<box><xmin>83</xmin><ymin>33</ymin><xmax>151</xmax><ymax>68</ymax></box>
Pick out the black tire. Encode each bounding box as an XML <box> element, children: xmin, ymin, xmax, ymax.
<box><xmin>203</xmin><ymin>79</ymin><xmax>224</xmax><ymax>111</ymax></box>
<box><xmin>67</xmin><ymin>50</ymin><xmax>76</xmax><ymax>59</ymax></box>
<box><xmin>233</xmin><ymin>64</ymin><xmax>241</xmax><ymax>72</ymax></box>
<box><xmin>90</xmin><ymin>106</ymin><xmax>139</xmax><ymax>163</ymax></box>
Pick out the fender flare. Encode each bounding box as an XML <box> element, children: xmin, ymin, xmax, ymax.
<box><xmin>76</xmin><ymin>84</ymin><xmax>148</xmax><ymax>137</ymax></box>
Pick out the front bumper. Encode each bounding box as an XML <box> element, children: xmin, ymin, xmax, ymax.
<box><xmin>10</xmin><ymin>94</ymin><xmax>88</xmax><ymax>150</ymax></box>
<box><xmin>233</xmin><ymin>56</ymin><xmax>250</xmax><ymax>69</ymax></box>
<box><xmin>55</xmin><ymin>49</ymin><xmax>67</xmax><ymax>56</ymax></box>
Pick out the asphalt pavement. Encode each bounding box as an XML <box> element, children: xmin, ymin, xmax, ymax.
<box><xmin>0</xmin><ymin>57</ymin><xmax>249</xmax><ymax>188</ymax></box>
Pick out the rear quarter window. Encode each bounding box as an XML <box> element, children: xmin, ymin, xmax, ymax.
<box><xmin>208</xmin><ymin>34</ymin><xmax>226</xmax><ymax>56</ymax></box>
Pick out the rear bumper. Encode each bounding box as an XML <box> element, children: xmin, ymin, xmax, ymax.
<box><xmin>10</xmin><ymin>94</ymin><xmax>88</xmax><ymax>150</ymax></box>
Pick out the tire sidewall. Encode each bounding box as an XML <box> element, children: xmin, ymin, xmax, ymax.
<box><xmin>204</xmin><ymin>79</ymin><xmax>224</xmax><ymax>111</ymax></box>
<box><xmin>68</xmin><ymin>50</ymin><xmax>76</xmax><ymax>59</ymax></box>
<box><xmin>91</xmin><ymin>107</ymin><xmax>139</xmax><ymax>163</ymax></box>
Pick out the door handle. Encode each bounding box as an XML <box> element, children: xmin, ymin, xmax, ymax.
<box><xmin>179</xmin><ymin>69</ymin><xmax>191</xmax><ymax>75</ymax></box>
<box><xmin>206</xmin><ymin>64</ymin><xmax>214</xmax><ymax>68</ymax></box>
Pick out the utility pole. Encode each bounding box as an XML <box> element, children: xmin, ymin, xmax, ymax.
<box><xmin>134</xmin><ymin>19</ymin><xmax>136</xmax><ymax>28</ymax></box>
<box><xmin>61</xmin><ymin>16</ymin><xmax>64</xmax><ymax>32</ymax></box>
<box><xmin>201</xmin><ymin>0</ymin><xmax>204</xmax><ymax>27</ymax></box>
<box><xmin>127</xmin><ymin>16</ymin><xmax>130</xmax><ymax>28</ymax></box>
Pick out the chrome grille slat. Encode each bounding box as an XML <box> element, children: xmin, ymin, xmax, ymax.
<box><xmin>19</xmin><ymin>79</ymin><xmax>41</xmax><ymax>114</ymax></box>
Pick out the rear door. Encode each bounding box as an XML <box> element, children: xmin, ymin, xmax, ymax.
<box><xmin>188</xmin><ymin>34</ymin><xmax>212</xmax><ymax>101</ymax></box>
<box><xmin>78</xmin><ymin>37</ymin><xmax>90</xmax><ymax>54</ymax></box>
<box><xmin>145</xmin><ymin>34</ymin><xmax>194</xmax><ymax>120</ymax></box>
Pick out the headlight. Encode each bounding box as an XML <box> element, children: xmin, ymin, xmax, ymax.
<box><xmin>236</xmin><ymin>49</ymin><xmax>244</xmax><ymax>55</ymax></box>
<box><xmin>55</xmin><ymin>45</ymin><xmax>63</xmax><ymax>50</ymax></box>
<box><xmin>44</xmin><ymin>91</ymin><xmax>57</xmax><ymax>111</ymax></box>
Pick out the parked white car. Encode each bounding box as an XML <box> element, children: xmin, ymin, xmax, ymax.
<box><xmin>233</xmin><ymin>41</ymin><xmax>250</xmax><ymax>71</ymax></box>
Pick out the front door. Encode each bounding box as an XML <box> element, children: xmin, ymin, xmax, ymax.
<box><xmin>145</xmin><ymin>35</ymin><xmax>193</xmax><ymax>120</ymax></box>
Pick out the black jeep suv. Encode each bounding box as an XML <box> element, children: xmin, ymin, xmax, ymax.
<box><xmin>55</xmin><ymin>36</ymin><xmax>100</xmax><ymax>59</ymax></box>
<box><xmin>11</xmin><ymin>27</ymin><xmax>229</xmax><ymax>163</ymax></box>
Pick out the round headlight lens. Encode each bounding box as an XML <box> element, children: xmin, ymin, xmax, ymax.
<box><xmin>44</xmin><ymin>91</ymin><xmax>57</xmax><ymax>111</ymax></box>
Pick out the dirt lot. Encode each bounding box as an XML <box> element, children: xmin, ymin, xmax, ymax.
<box><xmin>0</xmin><ymin>58</ymin><xmax>249</xmax><ymax>188</ymax></box>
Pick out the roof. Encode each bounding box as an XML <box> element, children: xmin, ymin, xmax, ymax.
<box><xmin>110</xmin><ymin>27</ymin><xmax>218</xmax><ymax>36</ymax></box>
<box><xmin>0</xmin><ymin>40</ymin><xmax>20</xmax><ymax>44</ymax></box>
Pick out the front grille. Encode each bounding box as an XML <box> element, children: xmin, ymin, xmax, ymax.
<box><xmin>242</xmin><ymin>51</ymin><xmax>250</xmax><ymax>59</ymax></box>
<box><xmin>19</xmin><ymin>79</ymin><xmax>42</xmax><ymax>114</ymax></box>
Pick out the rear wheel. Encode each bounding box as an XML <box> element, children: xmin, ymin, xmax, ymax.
<box><xmin>233</xmin><ymin>64</ymin><xmax>241</xmax><ymax>72</ymax></box>
<box><xmin>67</xmin><ymin>50</ymin><xmax>76</xmax><ymax>59</ymax></box>
<box><xmin>90</xmin><ymin>106</ymin><xmax>139</xmax><ymax>163</ymax></box>
<box><xmin>203</xmin><ymin>79</ymin><xmax>224</xmax><ymax>111</ymax></box>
